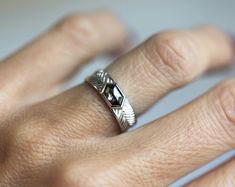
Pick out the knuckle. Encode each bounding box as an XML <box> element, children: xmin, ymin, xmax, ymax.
<box><xmin>7</xmin><ymin>120</ymin><xmax>58</xmax><ymax>164</ymax></box>
<box><xmin>54</xmin><ymin>165</ymin><xmax>98</xmax><ymax>187</ymax></box>
<box><xmin>211</xmin><ymin>79</ymin><xmax>235</xmax><ymax>146</ymax></box>
<box><xmin>53</xmin><ymin>160</ymin><xmax>123</xmax><ymax>187</ymax></box>
<box><xmin>56</xmin><ymin>14</ymin><xmax>98</xmax><ymax>47</ymax></box>
<box><xmin>144</xmin><ymin>31</ymin><xmax>201</xmax><ymax>87</ymax></box>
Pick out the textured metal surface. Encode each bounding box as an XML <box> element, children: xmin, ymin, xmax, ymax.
<box><xmin>86</xmin><ymin>69</ymin><xmax>136</xmax><ymax>131</ymax></box>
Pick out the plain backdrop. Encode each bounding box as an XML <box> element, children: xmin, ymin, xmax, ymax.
<box><xmin>0</xmin><ymin>0</ymin><xmax>235</xmax><ymax>186</ymax></box>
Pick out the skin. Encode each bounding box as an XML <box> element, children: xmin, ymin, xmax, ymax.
<box><xmin>0</xmin><ymin>11</ymin><xmax>234</xmax><ymax>187</ymax></box>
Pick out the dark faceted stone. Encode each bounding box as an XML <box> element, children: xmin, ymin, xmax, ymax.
<box><xmin>104</xmin><ymin>84</ymin><xmax>124</xmax><ymax>107</ymax></box>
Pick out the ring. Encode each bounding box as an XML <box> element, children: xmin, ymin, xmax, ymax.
<box><xmin>86</xmin><ymin>69</ymin><xmax>137</xmax><ymax>132</ymax></box>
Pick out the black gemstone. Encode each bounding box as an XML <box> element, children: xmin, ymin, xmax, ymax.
<box><xmin>103</xmin><ymin>84</ymin><xmax>124</xmax><ymax>107</ymax></box>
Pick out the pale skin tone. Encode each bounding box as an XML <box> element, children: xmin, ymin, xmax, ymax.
<box><xmin>0</xmin><ymin>11</ymin><xmax>234</xmax><ymax>187</ymax></box>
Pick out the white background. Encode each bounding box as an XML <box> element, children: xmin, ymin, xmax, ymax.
<box><xmin>0</xmin><ymin>0</ymin><xmax>235</xmax><ymax>186</ymax></box>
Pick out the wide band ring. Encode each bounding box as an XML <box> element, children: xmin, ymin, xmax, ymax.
<box><xmin>86</xmin><ymin>69</ymin><xmax>137</xmax><ymax>132</ymax></box>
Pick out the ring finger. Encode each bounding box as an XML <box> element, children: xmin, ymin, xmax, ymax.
<box><xmin>38</xmin><ymin>26</ymin><xmax>234</xmax><ymax>137</ymax></box>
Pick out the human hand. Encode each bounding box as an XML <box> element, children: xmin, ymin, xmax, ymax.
<box><xmin>0</xmin><ymin>12</ymin><xmax>234</xmax><ymax>187</ymax></box>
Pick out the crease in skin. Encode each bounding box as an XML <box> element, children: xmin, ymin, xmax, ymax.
<box><xmin>0</xmin><ymin>21</ymin><xmax>235</xmax><ymax>187</ymax></box>
<box><xmin>140</xmin><ymin>42</ymin><xmax>173</xmax><ymax>92</ymax></box>
<box><xmin>220</xmin><ymin>86</ymin><xmax>235</xmax><ymax>123</ymax></box>
<box><xmin>141</xmin><ymin>37</ymin><xmax>180</xmax><ymax>90</ymax></box>
<box><xmin>208</xmin><ymin>82</ymin><xmax>235</xmax><ymax>148</ymax></box>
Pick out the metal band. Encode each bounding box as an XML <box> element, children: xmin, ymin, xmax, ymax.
<box><xmin>86</xmin><ymin>69</ymin><xmax>137</xmax><ymax>131</ymax></box>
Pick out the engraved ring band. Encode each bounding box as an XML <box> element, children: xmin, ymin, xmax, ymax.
<box><xmin>86</xmin><ymin>69</ymin><xmax>137</xmax><ymax>132</ymax></box>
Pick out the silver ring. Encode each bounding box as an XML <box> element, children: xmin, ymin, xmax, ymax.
<box><xmin>86</xmin><ymin>69</ymin><xmax>137</xmax><ymax>132</ymax></box>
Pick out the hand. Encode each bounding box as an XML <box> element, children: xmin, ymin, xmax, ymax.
<box><xmin>0</xmin><ymin>11</ymin><xmax>234</xmax><ymax>187</ymax></box>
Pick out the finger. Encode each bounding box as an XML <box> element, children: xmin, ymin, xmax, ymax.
<box><xmin>0</xmin><ymin>12</ymin><xmax>127</xmax><ymax>110</ymax></box>
<box><xmin>187</xmin><ymin>158</ymin><xmax>235</xmax><ymax>187</ymax></box>
<box><xmin>50</xmin><ymin>152</ymin><xmax>235</xmax><ymax>187</ymax></box>
<box><xmin>106</xmin><ymin>79</ymin><xmax>235</xmax><ymax>186</ymax></box>
<box><xmin>108</xmin><ymin>26</ymin><xmax>234</xmax><ymax>113</ymax></box>
<box><xmin>40</xmin><ymin>26</ymin><xmax>234</xmax><ymax>137</ymax></box>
